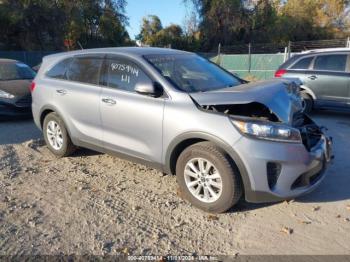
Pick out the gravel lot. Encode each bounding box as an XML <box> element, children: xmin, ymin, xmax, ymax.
<box><xmin>0</xmin><ymin>110</ymin><xmax>350</xmax><ymax>256</ymax></box>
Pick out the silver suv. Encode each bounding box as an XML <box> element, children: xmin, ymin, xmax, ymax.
<box><xmin>31</xmin><ymin>47</ymin><xmax>333</xmax><ymax>213</ymax></box>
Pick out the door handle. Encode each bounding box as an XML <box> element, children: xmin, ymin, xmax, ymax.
<box><xmin>102</xmin><ymin>98</ymin><xmax>116</xmax><ymax>105</ymax></box>
<box><xmin>308</xmin><ymin>75</ymin><xmax>317</xmax><ymax>80</ymax></box>
<box><xmin>56</xmin><ymin>89</ymin><xmax>67</xmax><ymax>95</ymax></box>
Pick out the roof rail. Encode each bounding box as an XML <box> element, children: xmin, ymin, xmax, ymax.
<box><xmin>301</xmin><ymin>47</ymin><xmax>350</xmax><ymax>54</ymax></box>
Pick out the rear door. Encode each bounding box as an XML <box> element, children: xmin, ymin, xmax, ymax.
<box><xmin>304</xmin><ymin>53</ymin><xmax>349</xmax><ymax>106</ymax></box>
<box><xmin>283</xmin><ymin>55</ymin><xmax>315</xmax><ymax>89</ymax></box>
<box><xmin>99</xmin><ymin>55</ymin><xmax>165</xmax><ymax>164</ymax></box>
<box><xmin>52</xmin><ymin>55</ymin><xmax>104</xmax><ymax>146</ymax></box>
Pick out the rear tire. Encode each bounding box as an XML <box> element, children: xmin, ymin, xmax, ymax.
<box><xmin>176</xmin><ymin>142</ymin><xmax>242</xmax><ymax>213</ymax></box>
<box><xmin>301</xmin><ymin>92</ymin><xmax>313</xmax><ymax>114</ymax></box>
<box><xmin>43</xmin><ymin>112</ymin><xmax>76</xmax><ymax>157</ymax></box>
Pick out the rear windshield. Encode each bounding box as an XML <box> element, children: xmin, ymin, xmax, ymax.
<box><xmin>144</xmin><ymin>54</ymin><xmax>243</xmax><ymax>93</ymax></box>
<box><xmin>0</xmin><ymin>63</ymin><xmax>36</xmax><ymax>80</ymax></box>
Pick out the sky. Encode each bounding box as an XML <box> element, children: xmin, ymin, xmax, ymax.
<box><xmin>125</xmin><ymin>0</ymin><xmax>193</xmax><ymax>40</ymax></box>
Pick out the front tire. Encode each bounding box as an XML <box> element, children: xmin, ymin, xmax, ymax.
<box><xmin>176</xmin><ymin>142</ymin><xmax>242</xmax><ymax>213</ymax></box>
<box><xmin>43</xmin><ymin>112</ymin><xmax>76</xmax><ymax>157</ymax></box>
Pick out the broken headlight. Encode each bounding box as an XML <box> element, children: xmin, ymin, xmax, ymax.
<box><xmin>231</xmin><ymin>119</ymin><xmax>302</xmax><ymax>143</ymax></box>
<box><xmin>0</xmin><ymin>90</ymin><xmax>15</xmax><ymax>99</ymax></box>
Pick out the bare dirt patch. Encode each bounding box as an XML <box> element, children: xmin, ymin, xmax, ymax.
<box><xmin>1</xmin><ymin>111</ymin><xmax>350</xmax><ymax>255</ymax></box>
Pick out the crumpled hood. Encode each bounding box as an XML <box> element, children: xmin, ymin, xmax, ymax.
<box><xmin>190</xmin><ymin>79</ymin><xmax>302</xmax><ymax>124</ymax></box>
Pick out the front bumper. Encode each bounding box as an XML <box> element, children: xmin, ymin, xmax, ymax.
<box><xmin>0</xmin><ymin>103</ymin><xmax>32</xmax><ymax>118</ymax></box>
<box><xmin>234</xmin><ymin>131</ymin><xmax>333</xmax><ymax>203</ymax></box>
<box><xmin>0</xmin><ymin>95</ymin><xmax>32</xmax><ymax>118</ymax></box>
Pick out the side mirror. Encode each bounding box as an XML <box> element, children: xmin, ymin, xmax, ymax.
<box><xmin>135</xmin><ymin>82</ymin><xmax>163</xmax><ymax>97</ymax></box>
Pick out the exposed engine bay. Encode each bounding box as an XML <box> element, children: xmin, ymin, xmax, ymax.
<box><xmin>292</xmin><ymin>112</ymin><xmax>323</xmax><ymax>151</ymax></box>
<box><xmin>198</xmin><ymin>101</ymin><xmax>323</xmax><ymax>151</ymax></box>
<box><xmin>189</xmin><ymin>79</ymin><xmax>326</xmax><ymax>151</ymax></box>
<box><xmin>200</xmin><ymin>102</ymin><xmax>280</xmax><ymax>122</ymax></box>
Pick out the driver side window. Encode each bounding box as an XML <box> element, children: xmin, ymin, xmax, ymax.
<box><xmin>104</xmin><ymin>57</ymin><xmax>152</xmax><ymax>93</ymax></box>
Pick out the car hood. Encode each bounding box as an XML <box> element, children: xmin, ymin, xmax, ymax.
<box><xmin>190</xmin><ymin>79</ymin><xmax>302</xmax><ymax>124</ymax></box>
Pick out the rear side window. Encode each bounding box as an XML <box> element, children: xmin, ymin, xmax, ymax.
<box><xmin>0</xmin><ymin>63</ymin><xmax>19</xmax><ymax>80</ymax></box>
<box><xmin>103</xmin><ymin>57</ymin><xmax>152</xmax><ymax>92</ymax></box>
<box><xmin>290</xmin><ymin>57</ymin><xmax>313</xmax><ymax>69</ymax></box>
<box><xmin>46</xmin><ymin>58</ymin><xmax>72</xmax><ymax>79</ymax></box>
<box><xmin>313</xmin><ymin>54</ymin><xmax>347</xmax><ymax>72</ymax></box>
<box><xmin>0</xmin><ymin>63</ymin><xmax>35</xmax><ymax>80</ymax></box>
<box><xmin>66</xmin><ymin>56</ymin><xmax>103</xmax><ymax>85</ymax></box>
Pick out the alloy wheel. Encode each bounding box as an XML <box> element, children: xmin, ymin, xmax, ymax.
<box><xmin>184</xmin><ymin>158</ymin><xmax>223</xmax><ymax>203</ymax></box>
<box><xmin>46</xmin><ymin>120</ymin><xmax>64</xmax><ymax>150</ymax></box>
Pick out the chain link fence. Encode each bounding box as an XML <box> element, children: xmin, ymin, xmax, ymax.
<box><xmin>1</xmin><ymin>38</ymin><xmax>349</xmax><ymax>78</ymax></box>
<box><xmin>207</xmin><ymin>38</ymin><xmax>350</xmax><ymax>80</ymax></box>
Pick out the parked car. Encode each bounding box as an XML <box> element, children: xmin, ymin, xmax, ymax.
<box><xmin>0</xmin><ymin>59</ymin><xmax>36</xmax><ymax>118</ymax></box>
<box><xmin>32</xmin><ymin>63</ymin><xmax>41</xmax><ymax>72</ymax></box>
<box><xmin>275</xmin><ymin>48</ymin><xmax>350</xmax><ymax>113</ymax></box>
<box><xmin>32</xmin><ymin>47</ymin><xmax>333</xmax><ymax>213</ymax></box>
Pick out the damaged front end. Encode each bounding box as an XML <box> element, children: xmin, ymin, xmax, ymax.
<box><xmin>190</xmin><ymin>79</ymin><xmax>332</xmax><ymax>153</ymax></box>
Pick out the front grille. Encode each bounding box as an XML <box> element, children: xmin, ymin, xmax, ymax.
<box><xmin>15</xmin><ymin>95</ymin><xmax>31</xmax><ymax>107</ymax></box>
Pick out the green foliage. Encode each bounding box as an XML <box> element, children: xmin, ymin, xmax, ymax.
<box><xmin>1</xmin><ymin>0</ymin><xmax>349</xmax><ymax>52</ymax></box>
<box><xmin>136</xmin><ymin>14</ymin><xmax>200</xmax><ymax>50</ymax></box>
<box><xmin>0</xmin><ymin>0</ymin><xmax>131</xmax><ymax>51</ymax></box>
<box><xmin>186</xmin><ymin>0</ymin><xmax>350</xmax><ymax>51</ymax></box>
<box><xmin>136</xmin><ymin>15</ymin><xmax>163</xmax><ymax>44</ymax></box>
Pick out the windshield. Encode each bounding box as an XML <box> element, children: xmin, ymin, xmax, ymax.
<box><xmin>0</xmin><ymin>63</ymin><xmax>36</xmax><ymax>80</ymax></box>
<box><xmin>144</xmin><ymin>54</ymin><xmax>242</xmax><ymax>93</ymax></box>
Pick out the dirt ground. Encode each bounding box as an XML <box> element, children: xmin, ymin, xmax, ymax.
<box><xmin>0</xmin><ymin>110</ymin><xmax>350</xmax><ymax>256</ymax></box>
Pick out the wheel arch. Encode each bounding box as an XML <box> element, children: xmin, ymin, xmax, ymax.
<box><xmin>300</xmin><ymin>85</ymin><xmax>316</xmax><ymax>100</ymax></box>
<box><xmin>39</xmin><ymin>105</ymin><xmax>73</xmax><ymax>139</ymax></box>
<box><xmin>164</xmin><ymin>132</ymin><xmax>252</xmax><ymax>196</ymax></box>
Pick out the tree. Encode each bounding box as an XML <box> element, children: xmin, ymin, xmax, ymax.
<box><xmin>136</xmin><ymin>15</ymin><xmax>199</xmax><ymax>50</ymax></box>
<box><xmin>0</xmin><ymin>0</ymin><xmax>67</xmax><ymax>50</ymax></box>
<box><xmin>0</xmin><ymin>0</ymin><xmax>131</xmax><ymax>51</ymax></box>
<box><xmin>136</xmin><ymin>15</ymin><xmax>163</xmax><ymax>45</ymax></box>
<box><xmin>155</xmin><ymin>24</ymin><xmax>185</xmax><ymax>48</ymax></box>
<box><xmin>187</xmin><ymin>0</ymin><xmax>249</xmax><ymax>50</ymax></box>
<box><xmin>315</xmin><ymin>0</ymin><xmax>350</xmax><ymax>37</ymax></box>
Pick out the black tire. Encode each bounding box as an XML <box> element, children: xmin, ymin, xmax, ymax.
<box><xmin>301</xmin><ymin>91</ymin><xmax>313</xmax><ymax>114</ymax></box>
<box><xmin>176</xmin><ymin>142</ymin><xmax>242</xmax><ymax>213</ymax></box>
<box><xmin>43</xmin><ymin>112</ymin><xmax>76</xmax><ymax>157</ymax></box>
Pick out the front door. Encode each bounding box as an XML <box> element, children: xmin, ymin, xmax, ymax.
<box><xmin>100</xmin><ymin>55</ymin><xmax>165</xmax><ymax>164</ymax></box>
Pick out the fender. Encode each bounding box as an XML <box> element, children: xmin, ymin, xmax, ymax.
<box><xmin>300</xmin><ymin>85</ymin><xmax>317</xmax><ymax>100</ymax></box>
<box><xmin>39</xmin><ymin>104</ymin><xmax>74</xmax><ymax>140</ymax></box>
<box><xmin>164</xmin><ymin>131</ymin><xmax>252</xmax><ymax>197</ymax></box>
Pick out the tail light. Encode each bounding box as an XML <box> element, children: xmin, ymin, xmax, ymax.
<box><xmin>30</xmin><ymin>81</ymin><xmax>36</xmax><ymax>92</ymax></box>
<box><xmin>274</xmin><ymin>69</ymin><xmax>286</xmax><ymax>78</ymax></box>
